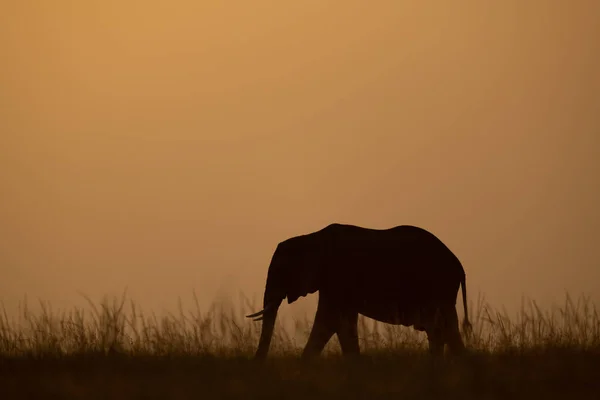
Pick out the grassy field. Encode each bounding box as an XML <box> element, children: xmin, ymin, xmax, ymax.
<box><xmin>1</xmin><ymin>292</ymin><xmax>599</xmax><ymax>399</ymax></box>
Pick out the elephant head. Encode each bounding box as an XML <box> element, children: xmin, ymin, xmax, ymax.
<box><xmin>246</xmin><ymin>234</ymin><xmax>326</xmax><ymax>359</ymax></box>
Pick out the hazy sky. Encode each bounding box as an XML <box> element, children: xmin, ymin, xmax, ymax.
<box><xmin>1</xmin><ymin>1</ymin><xmax>599</xmax><ymax>318</ymax></box>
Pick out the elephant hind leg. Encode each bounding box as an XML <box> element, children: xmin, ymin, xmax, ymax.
<box><xmin>426</xmin><ymin>305</ymin><xmax>466</xmax><ymax>357</ymax></box>
<box><xmin>427</xmin><ymin>327</ymin><xmax>445</xmax><ymax>357</ymax></box>
<box><xmin>444</xmin><ymin>307</ymin><xmax>466</xmax><ymax>356</ymax></box>
<box><xmin>425</xmin><ymin>306</ymin><xmax>448</xmax><ymax>358</ymax></box>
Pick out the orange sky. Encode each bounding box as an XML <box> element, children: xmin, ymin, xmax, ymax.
<box><xmin>1</xmin><ymin>1</ymin><xmax>599</xmax><ymax>317</ymax></box>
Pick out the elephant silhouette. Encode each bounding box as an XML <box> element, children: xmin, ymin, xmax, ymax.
<box><xmin>247</xmin><ymin>223</ymin><xmax>472</xmax><ymax>359</ymax></box>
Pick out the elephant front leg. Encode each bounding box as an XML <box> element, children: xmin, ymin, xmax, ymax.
<box><xmin>301</xmin><ymin>302</ymin><xmax>336</xmax><ymax>360</ymax></box>
<box><xmin>336</xmin><ymin>312</ymin><xmax>360</xmax><ymax>357</ymax></box>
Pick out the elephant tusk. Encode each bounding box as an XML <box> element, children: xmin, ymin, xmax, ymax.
<box><xmin>253</xmin><ymin>316</ymin><xmax>264</xmax><ymax>322</ymax></box>
<box><xmin>246</xmin><ymin>310</ymin><xmax>265</xmax><ymax>318</ymax></box>
<box><xmin>246</xmin><ymin>303</ymin><xmax>274</xmax><ymax>319</ymax></box>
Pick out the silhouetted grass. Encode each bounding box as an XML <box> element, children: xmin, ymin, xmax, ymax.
<box><xmin>0</xmin><ymin>292</ymin><xmax>599</xmax><ymax>399</ymax></box>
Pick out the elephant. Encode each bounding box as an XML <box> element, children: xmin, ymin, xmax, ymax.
<box><xmin>246</xmin><ymin>223</ymin><xmax>472</xmax><ymax>360</ymax></box>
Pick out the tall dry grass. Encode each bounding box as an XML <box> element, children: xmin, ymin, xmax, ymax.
<box><xmin>0</xmin><ymin>291</ymin><xmax>598</xmax><ymax>359</ymax></box>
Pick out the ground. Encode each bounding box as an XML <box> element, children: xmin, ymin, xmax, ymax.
<box><xmin>1</xmin><ymin>293</ymin><xmax>598</xmax><ymax>399</ymax></box>
<box><xmin>2</xmin><ymin>350</ymin><xmax>599</xmax><ymax>399</ymax></box>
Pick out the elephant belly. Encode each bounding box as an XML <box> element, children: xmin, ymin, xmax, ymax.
<box><xmin>357</xmin><ymin>304</ymin><xmax>433</xmax><ymax>331</ymax></box>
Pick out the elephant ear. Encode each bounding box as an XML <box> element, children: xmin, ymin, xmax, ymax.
<box><xmin>285</xmin><ymin>236</ymin><xmax>324</xmax><ymax>304</ymax></box>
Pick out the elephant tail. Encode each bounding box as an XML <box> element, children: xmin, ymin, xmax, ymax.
<box><xmin>461</xmin><ymin>273</ymin><xmax>473</xmax><ymax>337</ymax></box>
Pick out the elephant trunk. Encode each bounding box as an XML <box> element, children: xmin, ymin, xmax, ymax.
<box><xmin>249</xmin><ymin>251</ymin><xmax>286</xmax><ymax>360</ymax></box>
<box><xmin>253</xmin><ymin>303</ymin><xmax>280</xmax><ymax>360</ymax></box>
